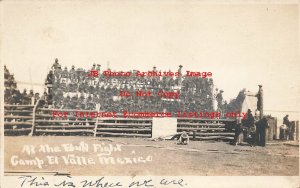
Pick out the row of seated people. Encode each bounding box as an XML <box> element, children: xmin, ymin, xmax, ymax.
<box><xmin>50</xmin><ymin>92</ymin><xmax>214</xmax><ymax>112</ymax></box>
<box><xmin>4</xmin><ymin>65</ymin><xmax>42</xmax><ymax>105</ymax></box>
<box><xmin>5</xmin><ymin>88</ymin><xmax>42</xmax><ymax>105</ymax></box>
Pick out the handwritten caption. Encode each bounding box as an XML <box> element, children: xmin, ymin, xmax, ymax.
<box><xmin>11</xmin><ymin>142</ymin><xmax>152</xmax><ymax>169</ymax></box>
<box><xmin>19</xmin><ymin>176</ymin><xmax>187</xmax><ymax>188</ymax></box>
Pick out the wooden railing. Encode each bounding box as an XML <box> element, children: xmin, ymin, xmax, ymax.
<box><xmin>4</xmin><ymin>103</ymin><xmax>236</xmax><ymax>140</ymax></box>
<box><xmin>177</xmin><ymin>117</ymin><xmax>235</xmax><ymax>140</ymax></box>
<box><xmin>4</xmin><ymin>104</ymin><xmax>35</xmax><ymax>135</ymax></box>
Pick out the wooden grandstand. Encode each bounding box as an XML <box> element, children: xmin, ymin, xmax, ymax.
<box><xmin>4</xmin><ymin>100</ymin><xmax>236</xmax><ymax>140</ymax></box>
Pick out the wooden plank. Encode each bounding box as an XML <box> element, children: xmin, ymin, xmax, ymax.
<box><xmin>35</xmin><ymin>129</ymin><xmax>94</xmax><ymax>133</ymax></box>
<box><xmin>97</xmin><ymin>123</ymin><xmax>152</xmax><ymax>126</ymax></box>
<box><xmin>194</xmin><ymin>132</ymin><xmax>235</xmax><ymax>136</ymax></box>
<box><xmin>39</xmin><ymin>108</ymin><xmax>100</xmax><ymax>112</ymax></box>
<box><xmin>177</xmin><ymin>117</ymin><xmax>235</xmax><ymax>121</ymax></box>
<box><xmin>97</xmin><ymin>128</ymin><xmax>151</xmax><ymax>131</ymax></box>
<box><xmin>4</xmin><ymin>122</ymin><xmax>32</xmax><ymax>125</ymax></box>
<box><xmin>35</xmin><ymin>114</ymin><xmax>97</xmax><ymax>119</ymax></box>
<box><xmin>36</xmin><ymin>114</ymin><xmax>153</xmax><ymax>121</ymax></box>
<box><xmin>4</xmin><ymin>116</ymin><xmax>33</xmax><ymax>119</ymax></box>
<box><xmin>36</xmin><ymin>125</ymin><xmax>95</xmax><ymax>129</ymax></box>
<box><xmin>35</xmin><ymin>120</ymin><xmax>96</xmax><ymax>123</ymax></box>
<box><xmin>98</xmin><ymin>117</ymin><xmax>152</xmax><ymax>121</ymax></box>
<box><xmin>178</xmin><ymin>127</ymin><xmax>225</xmax><ymax>131</ymax></box>
<box><xmin>5</xmin><ymin>105</ymin><xmax>34</xmax><ymax>108</ymax></box>
<box><xmin>96</xmin><ymin>132</ymin><xmax>151</xmax><ymax>137</ymax></box>
<box><xmin>5</xmin><ymin>128</ymin><xmax>32</xmax><ymax>132</ymax></box>
<box><xmin>97</xmin><ymin>126</ymin><xmax>151</xmax><ymax>129</ymax></box>
<box><xmin>35</xmin><ymin>114</ymin><xmax>53</xmax><ymax>117</ymax></box>
<box><xmin>5</xmin><ymin>110</ymin><xmax>33</xmax><ymax>113</ymax></box>
<box><xmin>177</xmin><ymin>123</ymin><xmax>225</xmax><ymax>126</ymax></box>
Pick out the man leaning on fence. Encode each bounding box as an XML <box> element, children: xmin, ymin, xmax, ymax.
<box><xmin>283</xmin><ymin>115</ymin><xmax>292</xmax><ymax>140</ymax></box>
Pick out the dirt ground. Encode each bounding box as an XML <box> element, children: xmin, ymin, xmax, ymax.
<box><xmin>4</xmin><ymin>136</ymin><xmax>299</xmax><ymax>176</ymax></box>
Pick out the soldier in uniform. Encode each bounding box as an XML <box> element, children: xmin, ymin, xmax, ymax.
<box><xmin>91</xmin><ymin>63</ymin><xmax>96</xmax><ymax>70</ymax></box>
<box><xmin>39</xmin><ymin>91</ymin><xmax>47</xmax><ymax>107</ymax></box>
<box><xmin>283</xmin><ymin>115</ymin><xmax>292</xmax><ymax>128</ymax></box>
<box><xmin>28</xmin><ymin>89</ymin><xmax>34</xmax><ymax>105</ymax></box>
<box><xmin>216</xmin><ymin>90</ymin><xmax>224</xmax><ymax>111</ymax></box>
<box><xmin>244</xmin><ymin>109</ymin><xmax>254</xmax><ymax>127</ymax></box>
<box><xmin>34</xmin><ymin>93</ymin><xmax>40</xmax><ymax>105</ymax></box>
<box><xmin>45</xmin><ymin>70</ymin><xmax>54</xmax><ymax>94</ymax></box>
<box><xmin>242</xmin><ymin>109</ymin><xmax>255</xmax><ymax>145</ymax></box>
<box><xmin>255</xmin><ymin>85</ymin><xmax>263</xmax><ymax>118</ymax></box>
<box><xmin>168</xmin><ymin>77</ymin><xmax>175</xmax><ymax>89</ymax></box>
<box><xmin>96</xmin><ymin>64</ymin><xmax>101</xmax><ymax>72</ymax></box>
<box><xmin>46</xmin><ymin>70</ymin><xmax>54</xmax><ymax>85</ymax></box>
<box><xmin>69</xmin><ymin>65</ymin><xmax>76</xmax><ymax>82</ymax></box>
<box><xmin>178</xmin><ymin>65</ymin><xmax>183</xmax><ymax>76</ymax></box>
<box><xmin>63</xmin><ymin>95</ymin><xmax>71</xmax><ymax>109</ymax></box>
<box><xmin>21</xmin><ymin>89</ymin><xmax>29</xmax><ymax>105</ymax></box>
<box><xmin>53</xmin><ymin>87</ymin><xmax>63</xmax><ymax>108</ymax></box>
<box><xmin>51</xmin><ymin>58</ymin><xmax>60</xmax><ymax>70</ymax></box>
<box><xmin>28</xmin><ymin>89</ymin><xmax>34</xmax><ymax>97</ymax></box>
<box><xmin>255</xmin><ymin>117</ymin><xmax>269</xmax><ymax>147</ymax></box>
<box><xmin>283</xmin><ymin>114</ymin><xmax>292</xmax><ymax>139</ymax></box>
<box><xmin>70</xmin><ymin>94</ymin><xmax>79</xmax><ymax>109</ymax></box>
<box><xmin>11</xmin><ymin>79</ymin><xmax>17</xmax><ymax>89</ymax></box>
<box><xmin>4</xmin><ymin>65</ymin><xmax>10</xmax><ymax>76</ymax></box>
<box><xmin>93</xmin><ymin>94</ymin><xmax>100</xmax><ymax>106</ymax></box>
<box><xmin>54</xmin><ymin>64</ymin><xmax>62</xmax><ymax>82</ymax></box>
<box><xmin>47</xmin><ymin>91</ymin><xmax>53</xmax><ymax>107</ymax></box>
<box><xmin>61</xmin><ymin>67</ymin><xmax>69</xmax><ymax>82</ymax></box>
<box><xmin>86</xmin><ymin>94</ymin><xmax>94</xmax><ymax>110</ymax></box>
<box><xmin>79</xmin><ymin>93</ymin><xmax>86</xmax><ymax>109</ymax></box>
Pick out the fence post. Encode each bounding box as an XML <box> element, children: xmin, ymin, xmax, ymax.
<box><xmin>94</xmin><ymin>103</ymin><xmax>101</xmax><ymax>137</ymax></box>
<box><xmin>29</xmin><ymin>99</ymin><xmax>40</xmax><ymax>136</ymax></box>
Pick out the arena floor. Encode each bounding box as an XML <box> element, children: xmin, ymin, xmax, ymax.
<box><xmin>4</xmin><ymin>136</ymin><xmax>299</xmax><ymax>176</ymax></box>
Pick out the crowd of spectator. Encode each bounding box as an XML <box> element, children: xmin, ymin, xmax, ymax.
<box><xmin>225</xmin><ymin>89</ymin><xmax>246</xmax><ymax>112</ymax></box>
<box><xmin>5</xmin><ymin>58</ymin><xmax>238</xmax><ymax>114</ymax></box>
<box><xmin>4</xmin><ymin>65</ymin><xmax>43</xmax><ymax>105</ymax></box>
<box><xmin>46</xmin><ymin>59</ymin><xmax>218</xmax><ymax>113</ymax></box>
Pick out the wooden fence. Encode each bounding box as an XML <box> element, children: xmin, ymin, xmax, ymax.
<box><xmin>4</xmin><ymin>104</ymin><xmax>35</xmax><ymax>135</ymax></box>
<box><xmin>4</xmin><ymin>102</ymin><xmax>236</xmax><ymax>140</ymax></box>
<box><xmin>177</xmin><ymin>117</ymin><xmax>235</xmax><ymax>140</ymax></box>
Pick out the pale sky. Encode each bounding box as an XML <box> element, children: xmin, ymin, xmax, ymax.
<box><xmin>1</xmin><ymin>1</ymin><xmax>299</xmax><ymax>118</ymax></box>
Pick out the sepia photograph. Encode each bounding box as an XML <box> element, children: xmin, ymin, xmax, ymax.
<box><xmin>1</xmin><ymin>0</ymin><xmax>299</xmax><ymax>187</ymax></box>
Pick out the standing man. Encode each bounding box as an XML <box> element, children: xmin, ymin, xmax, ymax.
<box><xmin>96</xmin><ymin>64</ymin><xmax>101</xmax><ymax>77</ymax></box>
<box><xmin>256</xmin><ymin>85</ymin><xmax>263</xmax><ymax>119</ymax></box>
<box><xmin>283</xmin><ymin>115</ymin><xmax>292</xmax><ymax>128</ymax></box>
<box><xmin>216</xmin><ymin>90</ymin><xmax>224</xmax><ymax>112</ymax></box>
<box><xmin>51</xmin><ymin>58</ymin><xmax>60</xmax><ymax>70</ymax></box>
<box><xmin>246</xmin><ymin>85</ymin><xmax>263</xmax><ymax>118</ymax></box>
<box><xmin>255</xmin><ymin>118</ymin><xmax>269</xmax><ymax>147</ymax></box>
<box><xmin>176</xmin><ymin>65</ymin><xmax>183</xmax><ymax>85</ymax></box>
<box><xmin>244</xmin><ymin>109</ymin><xmax>256</xmax><ymax>146</ymax></box>
<box><xmin>283</xmin><ymin>115</ymin><xmax>292</xmax><ymax>140</ymax></box>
